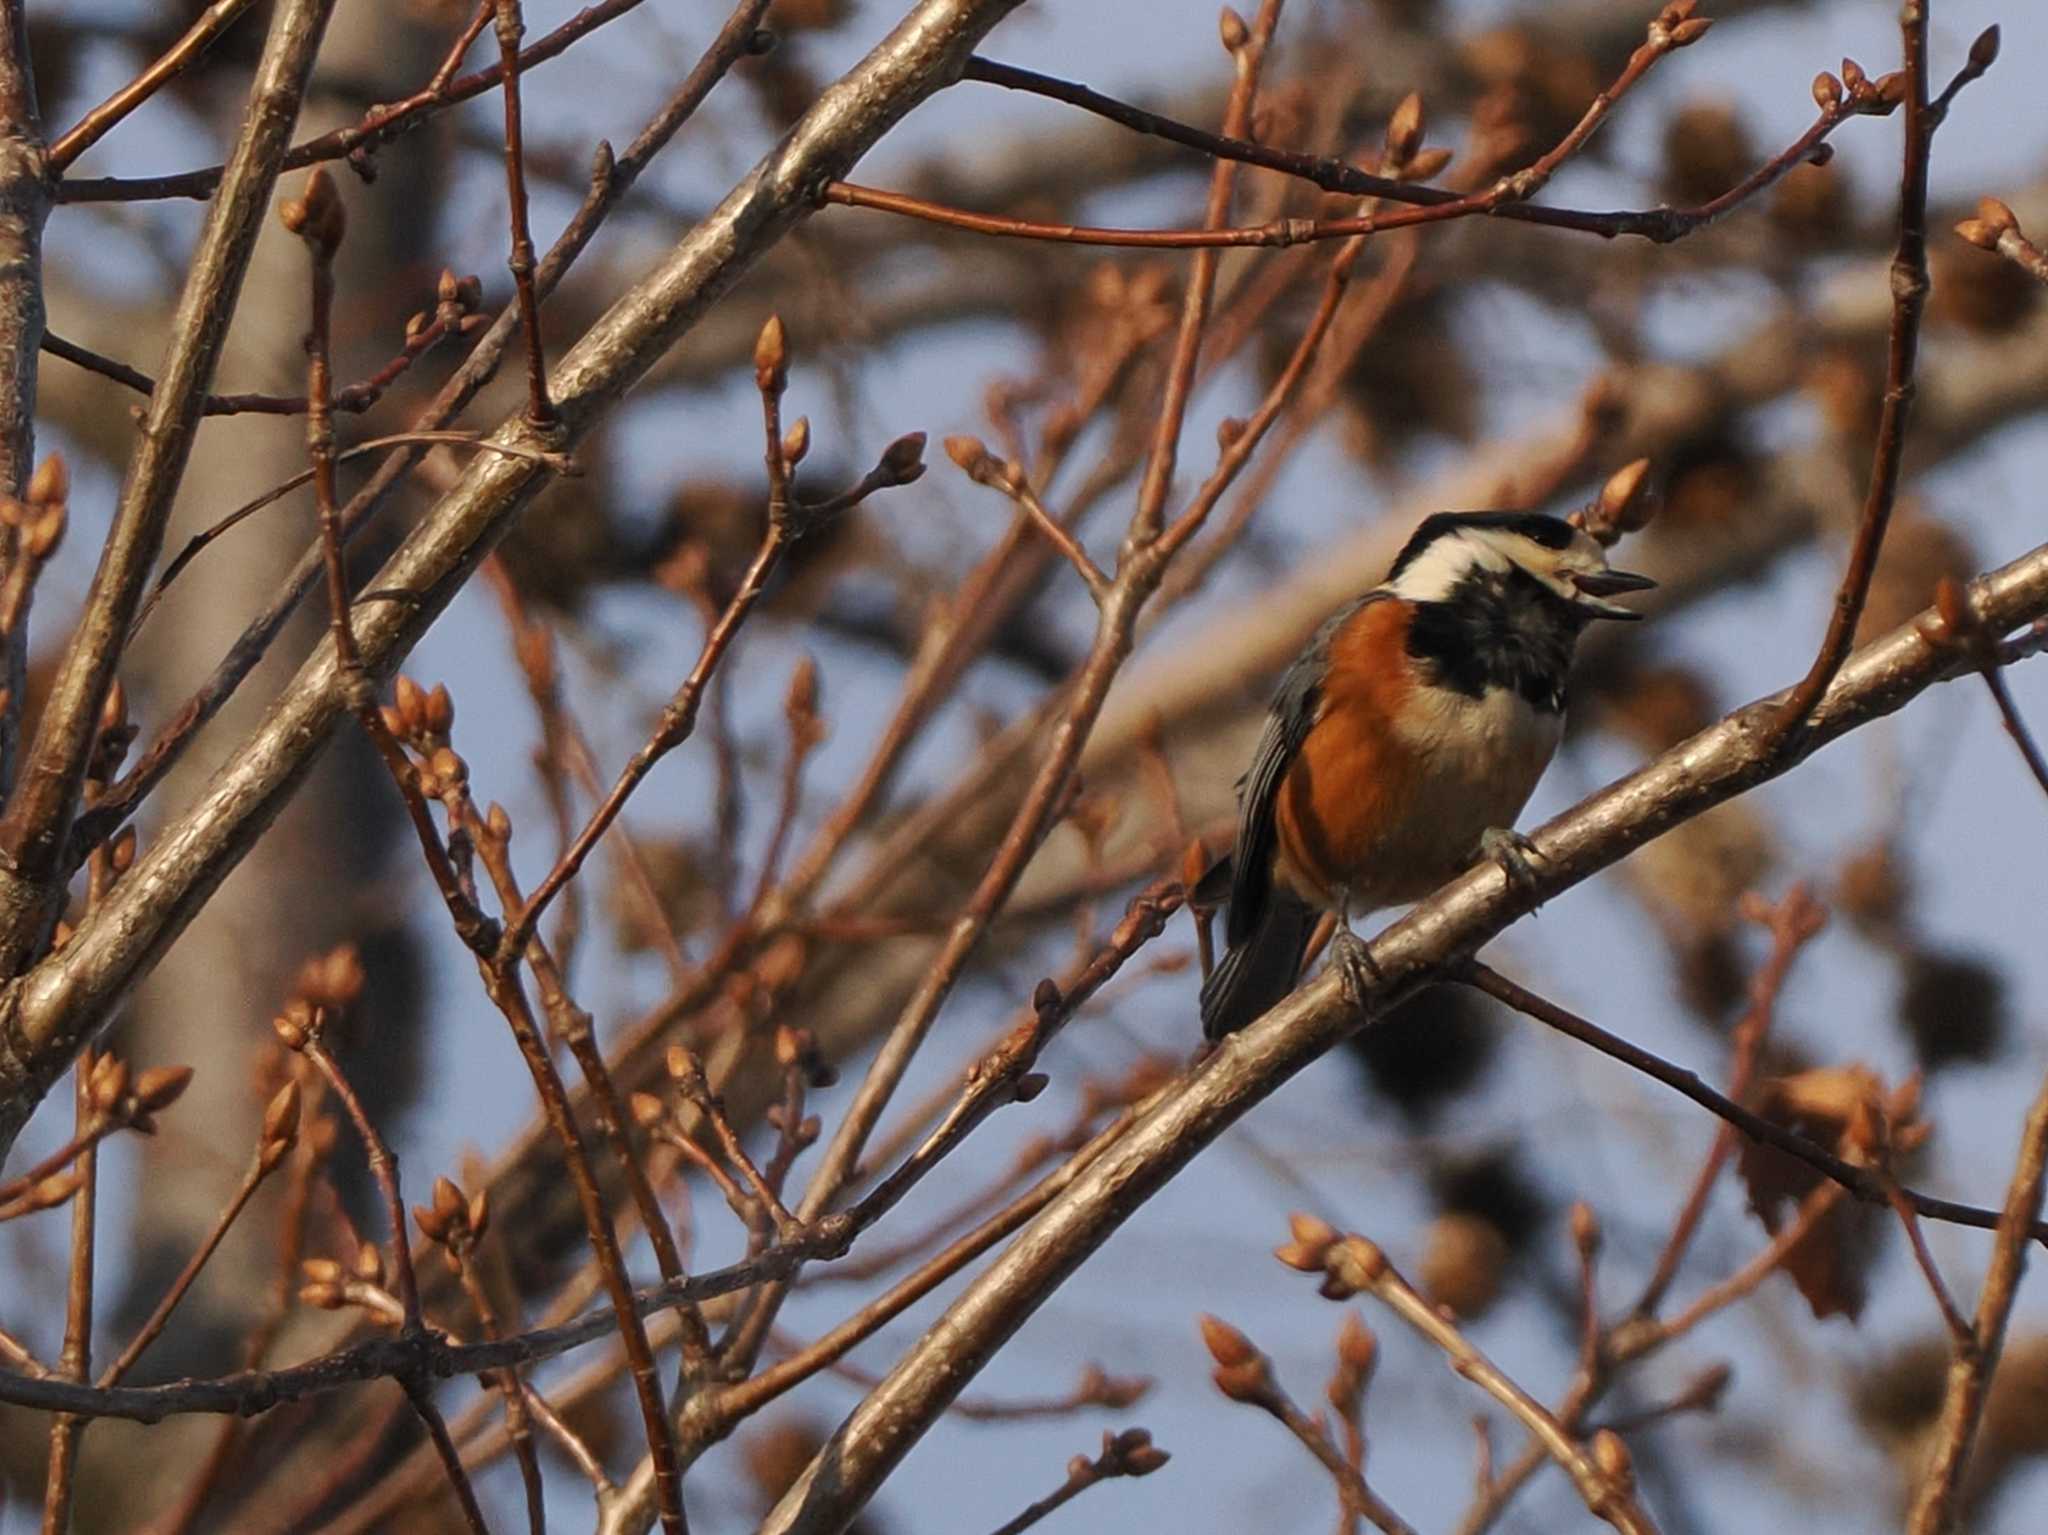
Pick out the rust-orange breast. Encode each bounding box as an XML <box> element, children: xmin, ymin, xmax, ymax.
<box><xmin>1273</xmin><ymin>599</ymin><xmax>1426</xmax><ymax>905</ymax></box>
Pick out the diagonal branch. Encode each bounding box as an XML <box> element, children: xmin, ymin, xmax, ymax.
<box><xmin>0</xmin><ymin>0</ymin><xmax>1028</xmax><ymax>1174</ymax></box>
<box><xmin>753</xmin><ymin>537</ymin><xmax>2048</xmax><ymax>1535</ymax></box>
<box><xmin>0</xmin><ymin>0</ymin><xmax>338</xmax><ymax>978</ymax></box>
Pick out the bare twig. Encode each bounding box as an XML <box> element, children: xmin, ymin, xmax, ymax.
<box><xmin>1770</xmin><ymin>22</ymin><xmax>1996</xmax><ymax>749</ymax></box>
<box><xmin>0</xmin><ymin>0</ymin><xmax>339</xmax><ymax>995</ymax></box>
<box><xmin>986</xmin><ymin>1428</ymin><xmax>1169</xmax><ymax>1535</ymax></box>
<box><xmin>39</xmin><ymin>1061</ymin><xmax>99</xmax><ymax>1535</ymax></box>
<box><xmin>1277</xmin><ymin>1238</ymin><xmax>1657</xmax><ymax>1535</ymax></box>
<box><xmin>492</xmin><ymin>0</ymin><xmax>553</xmax><ymax>425</ymax></box>
<box><xmin>1200</xmin><ymin>1315</ymin><xmax>1416</xmax><ymax>1535</ymax></box>
<box><xmin>1463</xmin><ymin>963</ymin><xmax>2045</xmax><ymax>1245</ymax></box>
<box><xmin>47</xmin><ymin>0</ymin><xmax>259</xmax><ymax>169</ymax></box>
<box><xmin>753</xmin><ymin>539</ymin><xmax>2048</xmax><ymax>1535</ymax></box>
<box><xmin>1906</xmin><ymin>1063</ymin><xmax>2048</xmax><ymax>1533</ymax></box>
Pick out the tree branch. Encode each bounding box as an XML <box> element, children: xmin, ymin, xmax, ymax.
<box><xmin>755</xmin><ymin>536</ymin><xmax>2048</xmax><ymax>1535</ymax></box>
<box><xmin>0</xmin><ymin>0</ymin><xmax>1028</xmax><ymax>1162</ymax></box>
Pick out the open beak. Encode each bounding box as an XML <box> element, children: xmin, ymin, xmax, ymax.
<box><xmin>1569</xmin><ymin>568</ymin><xmax>1657</xmax><ymax>620</ymax></box>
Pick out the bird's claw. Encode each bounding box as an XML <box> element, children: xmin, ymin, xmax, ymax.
<box><xmin>1329</xmin><ymin>927</ymin><xmax>1383</xmax><ymax>1012</ymax></box>
<box><xmin>1480</xmin><ymin>826</ymin><xmax>1545</xmax><ymax>903</ymax></box>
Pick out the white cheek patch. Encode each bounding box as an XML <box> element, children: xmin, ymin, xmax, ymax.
<box><xmin>1390</xmin><ymin>533</ymin><xmax>1508</xmax><ymax>603</ymax></box>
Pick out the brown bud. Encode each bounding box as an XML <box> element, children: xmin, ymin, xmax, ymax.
<box><xmin>26</xmin><ymin>503</ymin><xmax>64</xmax><ymax>559</ymax></box>
<box><xmin>1217</xmin><ymin>6</ymin><xmax>1248</xmax><ymax>53</ymax></box>
<box><xmin>1969</xmin><ymin>25</ymin><xmax>2000</xmax><ymax>72</ymax></box>
<box><xmin>378</xmin><ymin>705</ymin><xmax>407</xmax><ymax>739</ymax></box>
<box><xmin>1596</xmin><ymin>457</ymin><xmax>1654</xmax><ymax>534</ymax></box>
<box><xmin>879</xmin><ymin>431</ymin><xmax>927</xmax><ymax>485</ymax></box>
<box><xmin>1337</xmin><ymin>1311</ymin><xmax>1378</xmax><ymax>1378</ymax></box>
<box><xmin>781</xmin><ymin>415</ymin><xmax>811</xmax><ymax>467</ymax></box>
<box><xmin>1839</xmin><ymin>58</ymin><xmax>1866</xmax><ymax>93</ymax></box>
<box><xmin>1211</xmin><ymin>1360</ymin><xmax>1269</xmax><ymax>1403</ymax></box>
<box><xmin>261</xmin><ymin>1080</ymin><xmax>302</xmax><ymax>1163</ymax></box>
<box><xmin>1871</xmin><ymin>71</ymin><xmax>1908</xmax><ymax>112</ymax></box>
<box><xmin>432</xmin><ymin>1175</ymin><xmax>467</xmax><ymax>1234</ymax></box>
<box><xmin>302</xmin><ymin>1257</ymin><xmax>344</xmax><ymax>1285</ymax></box>
<box><xmin>665</xmin><ymin>1045</ymin><xmax>706</xmax><ymax>1092</ymax></box>
<box><xmin>427</xmin><ymin>746</ymin><xmax>465</xmax><ymax>790</ymax></box>
<box><xmin>351</xmin><ymin>1242</ymin><xmax>385</xmax><ymax>1285</ymax></box>
<box><xmin>1570</xmin><ymin>1200</ymin><xmax>1602</xmax><ymax>1256</ymax></box>
<box><xmin>133</xmin><ymin>1065</ymin><xmax>194</xmax><ymax>1115</ymax></box>
<box><xmin>413</xmin><ymin>1201</ymin><xmax>449</xmax><ymax>1243</ymax></box>
<box><xmin>945</xmin><ymin>434</ymin><xmax>990</xmax><ymax>478</ymax></box>
<box><xmin>753</xmin><ymin>314</ymin><xmax>789</xmax><ymax>396</ymax></box>
<box><xmin>272</xmin><ymin>1000</ymin><xmax>322</xmax><ymax>1051</ymax></box>
<box><xmin>1384</xmin><ymin>92</ymin><xmax>1425</xmax><ymax>169</ymax></box>
<box><xmin>1667</xmin><ymin>15</ymin><xmax>1712</xmax><ymax>47</ymax></box>
<box><xmin>438</xmin><ymin>267</ymin><xmax>462</xmax><ymax>304</ymax></box>
<box><xmin>1198</xmin><ymin>1313</ymin><xmax>1259</xmax><ymax>1369</ymax></box>
<box><xmin>404</xmin><ymin>310</ymin><xmax>430</xmax><ymax>341</ymax></box>
<box><xmin>467</xmin><ymin>1188</ymin><xmax>490</xmax><ymax>1241</ymax></box>
<box><xmin>394</xmin><ymin>675</ymin><xmax>425</xmax><ymax>733</ymax></box>
<box><xmin>1401</xmin><ymin>145</ymin><xmax>1455</xmax><ymax>183</ymax></box>
<box><xmin>1274</xmin><ymin>1210</ymin><xmax>1339</xmax><ymax>1271</ymax></box>
<box><xmin>486</xmin><ymin>802</ymin><xmax>512</xmax><ymax>841</ymax></box>
<box><xmin>1013</xmin><ymin>1072</ymin><xmax>1050</xmax><ymax>1103</ymax></box>
<box><xmin>1592</xmin><ymin>1428</ymin><xmax>1635</xmax><ymax>1491</ymax></box>
<box><xmin>784</xmin><ymin>656</ymin><xmax>819</xmax><ymax>729</ymax></box>
<box><xmin>1120</xmin><ymin>1442</ymin><xmax>1170</xmax><ymax>1477</ymax></box>
<box><xmin>1327</xmin><ymin>1235</ymin><xmax>1387</xmax><ymax>1294</ymax></box>
<box><xmin>629</xmin><ymin>1090</ymin><xmax>667</xmax><ymax>1128</ymax></box>
<box><xmin>1215</xmin><ymin>417</ymin><xmax>1246</xmax><ymax>451</ymax></box>
<box><xmin>89</xmin><ymin>1053</ymin><xmax>130</xmax><ymax>1115</ymax></box>
<box><xmin>28</xmin><ymin>453</ymin><xmax>68</xmax><ymax>506</ymax></box>
<box><xmin>423</xmin><ymin>683</ymin><xmax>454</xmax><ymax>738</ymax></box>
<box><xmin>1812</xmin><ymin>72</ymin><xmax>1842</xmax><ymax>111</ymax></box>
<box><xmin>281</xmin><ymin>167</ymin><xmax>346</xmax><ymax>257</ymax></box>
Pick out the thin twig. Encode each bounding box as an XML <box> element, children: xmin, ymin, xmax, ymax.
<box><xmin>1906</xmin><ymin>1061</ymin><xmax>2048</xmax><ymax>1533</ymax></box>
<box><xmin>1285</xmin><ymin>1238</ymin><xmax>1657</xmax><ymax>1535</ymax></box>
<box><xmin>1769</xmin><ymin>15</ymin><xmax>1989</xmax><ymax>749</ymax></box>
<box><xmin>55</xmin><ymin>0</ymin><xmax>653</xmax><ymax>204</ymax></box>
<box><xmin>1462</xmin><ymin>962</ymin><xmax>2048</xmax><ymax>1246</ymax></box>
<box><xmin>492</xmin><ymin>0</ymin><xmax>553</xmax><ymax>424</ymax></box>
<box><xmin>39</xmin><ymin>1061</ymin><xmax>98</xmax><ymax>1535</ymax></box>
<box><xmin>47</xmin><ymin>0</ymin><xmax>260</xmax><ymax>169</ymax></box>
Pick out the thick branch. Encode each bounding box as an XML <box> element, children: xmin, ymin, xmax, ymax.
<box><xmin>0</xmin><ymin>0</ymin><xmax>338</xmax><ymax>980</ymax></box>
<box><xmin>756</xmin><ymin>537</ymin><xmax>2048</xmax><ymax>1535</ymax></box>
<box><xmin>0</xmin><ymin>0</ymin><xmax>1027</xmax><ymax>1158</ymax></box>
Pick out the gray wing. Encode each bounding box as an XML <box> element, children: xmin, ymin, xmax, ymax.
<box><xmin>1225</xmin><ymin>593</ymin><xmax>1382</xmax><ymax>948</ymax></box>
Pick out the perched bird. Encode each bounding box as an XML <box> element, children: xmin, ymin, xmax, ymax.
<box><xmin>1198</xmin><ymin>511</ymin><xmax>1654</xmax><ymax>1040</ymax></box>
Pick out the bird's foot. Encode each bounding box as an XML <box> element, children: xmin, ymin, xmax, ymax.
<box><xmin>1329</xmin><ymin>927</ymin><xmax>1383</xmax><ymax>1012</ymax></box>
<box><xmin>1480</xmin><ymin>826</ymin><xmax>1545</xmax><ymax>904</ymax></box>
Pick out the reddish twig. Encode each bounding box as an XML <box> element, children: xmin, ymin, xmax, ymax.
<box><xmin>39</xmin><ymin>1061</ymin><xmax>100</xmax><ymax>1535</ymax></box>
<box><xmin>56</xmin><ymin>0</ymin><xmax>653</xmax><ymax>204</ymax></box>
<box><xmin>985</xmin><ymin>1429</ymin><xmax>1169</xmax><ymax>1535</ymax></box>
<box><xmin>1907</xmin><ymin>1063</ymin><xmax>2048</xmax><ymax>1533</ymax></box>
<box><xmin>47</xmin><ymin>0</ymin><xmax>259</xmax><ymax>169</ymax></box>
<box><xmin>1769</xmin><ymin>25</ymin><xmax>1997</xmax><ymax>749</ymax></box>
<box><xmin>492</xmin><ymin>0</ymin><xmax>553</xmax><ymax>424</ymax></box>
<box><xmin>1460</xmin><ymin>962</ymin><xmax>2048</xmax><ymax>1246</ymax></box>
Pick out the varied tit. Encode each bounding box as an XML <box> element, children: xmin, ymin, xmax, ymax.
<box><xmin>1197</xmin><ymin>511</ymin><xmax>1655</xmax><ymax>1041</ymax></box>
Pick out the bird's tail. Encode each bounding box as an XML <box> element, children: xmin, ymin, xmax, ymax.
<box><xmin>1199</xmin><ymin>892</ymin><xmax>1316</xmax><ymax>1041</ymax></box>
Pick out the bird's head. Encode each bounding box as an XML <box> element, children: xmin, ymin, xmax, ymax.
<box><xmin>1386</xmin><ymin>511</ymin><xmax>1656</xmax><ymax>622</ymax></box>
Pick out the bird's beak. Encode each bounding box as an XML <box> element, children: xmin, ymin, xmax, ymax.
<box><xmin>1569</xmin><ymin>568</ymin><xmax>1657</xmax><ymax>620</ymax></box>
